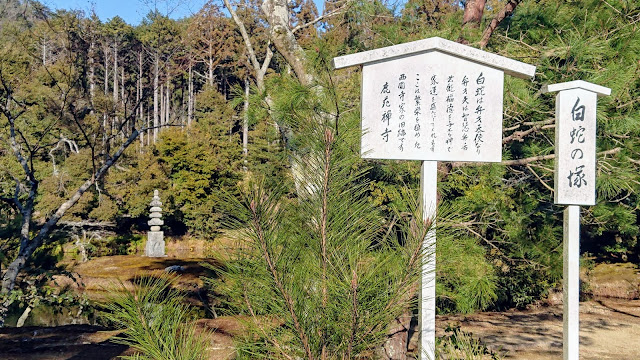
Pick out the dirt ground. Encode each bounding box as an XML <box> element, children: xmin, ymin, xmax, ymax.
<box><xmin>436</xmin><ymin>299</ymin><xmax>640</xmax><ymax>359</ymax></box>
<box><xmin>1</xmin><ymin>254</ymin><xmax>638</xmax><ymax>359</ymax></box>
<box><xmin>2</xmin><ymin>299</ymin><xmax>639</xmax><ymax>359</ymax></box>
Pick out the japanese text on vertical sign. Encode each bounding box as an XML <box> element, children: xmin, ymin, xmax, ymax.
<box><xmin>381</xmin><ymin>82</ymin><xmax>392</xmax><ymax>142</ymax></box>
<box><xmin>445</xmin><ymin>75</ymin><xmax>455</xmax><ymax>152</ymax></box>
<box><xmin>567</xmin><ymin>97</ymin><xmax>587</xmax><ymax>188</ymax></box>
<box><xmin>429</xmin><ymin>75</ymin><xmax>438</xmax><ymax>152</ymax></box>
<box><xmin>398</xmin><ymin>74</ymin><xmax>407</xmax><ymax>152</ymax></box>
<box><xmin>461</xmin><ymin>76</ymin><xmax>470</xmax><ymax>151</ymax></box>
<box><xmin>414</xmin><ymin>74</ymin><xmax>422</xmax><ymax>149</ymax></box>
<box><xmin>474</xmin><ymin>72</ymin><xmax>485</xmax><ymax>154</ymax></box>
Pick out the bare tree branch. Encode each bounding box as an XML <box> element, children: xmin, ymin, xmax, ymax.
<box><xmin>452</xmin><ymin>147</ymin><xmax>622</xmax><ymax>168</ymax></box>
<box><xmin>292</xmin><ymin>5</ymin><xmax>347</xmax><ymax>34</ymax></box>
<box><xmin>261</xmin><ymin>0</ymin><xmax>311</xmax><ymax>85</ymax></box>
<box><xmin>526</xmin><ymin>164</ymin><xmax>554</xmax><ymax>192</ymax></box>
<box><xmin>222</xmin><ymin>0</ymin><xmax>261</xmax><ymax>74</ymax></box>
<box><xmin>222</xmin><ymin>0</ymin><xmax>273</xmax><ymax>91</ymax></box>
<box><xmin>502</xmin><ymin>119</ymin><xmax>555</xmax><ymax>144</ymax></box>
<box><xmin>1</xmin><ymin>126</ymin><xmax>144</xmax><ymax>295</ymax></box>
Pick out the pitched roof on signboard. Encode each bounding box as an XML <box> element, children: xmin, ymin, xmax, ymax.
<box><xmin>542</xmin><ymin>80</ymin><xmax>611</xmax><ymax>97</ymax></box>
<box><xmin>332</xmin><ymin>37</ymin><xmax>536</xmax><ymax>79</ymax></box>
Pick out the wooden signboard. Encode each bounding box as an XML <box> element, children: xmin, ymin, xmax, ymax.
<box><xmin>333</xmin><ymin>37</ymin><xmax>535</xmax><ymax>359</ymax></box>
<box><xmin>543</xmin><ymin>80</ymin><xmax>610</xmax><ymax>360</ymax></box>
<box><xmin>544</xmin><ymin>81</ymin><xmax>611</xmax><ymax>205</ymax></box>
<box><xmin>360</xmin><ymin>52</ymin><xmax>504</xmax><ymax>162</ymax></box>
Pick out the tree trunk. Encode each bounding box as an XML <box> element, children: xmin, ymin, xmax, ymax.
<box><xmin>261</xmin><ymin>0</ymin><xmax>311</xmax><ymax>86</ymax></box>
<box><xmin>137</xmin><ymin>52</ymin><xmax>142</xmax><ymax>134</ymax></box>
<box><xmin>15</xmin><ymin>305</ymin><xmax>31</xmax><ymax>327</ymax></box>
<box><xmin>140</xmin><ymin>104</ymin><xmax>145</xmax><ymax>149</ymax></box>
<box><xmin>462</xmin><ymin>0</ymin><xmax>486</xmax><ymax>28</ymax></box>
<box><xmin>160</xmin><ymin>83</ymin><xmax>165</xmax><ymax>126</ymax></box>
<box><xmin>103</xmin><ymin>46</ymin><xmax>108</xmax><ymax>95</ymax></box>
<box><xmin>147</xmin><ymin>109</ymin><xmax>151</xmax><ymax>146</ymax></box>
<box><xmin>179</xmin><ymin>76</ymin><xmax>184</xmax><ymax>128</ymax></box>
<box><xmin>121</xmin><ymin>65</ymin><xmax>125</xmax><ymax>106</ymax></box>
<box><xmin>164</xmin><ymin>80</ymin><xmax>171</xmax><ymax>124</ymax></box>
<box><xmin>121</xmin><ymin>66</ymin><xmax>126</xmax><ymax>138</ymax></box>
<box><xmin>113</xmin><ymin>41</ymin><xmax>118</xmax><ymax>129</ymax></box>
<box><xmin>222</xmin><ymin>0</ymin><xmax>273</xmax><ymax>92</ymax></box>
<box><xmin>0</xmin><ymin>254</ymin><xmax>28</xmax><ymax>326</ymax></box>
<box><xmin>89</xmin><ymin>40</ymin><xmax>95</xmax><ymax>106</ymax></box>
<box><xmin>153</xmin><ymin>53</ymin><xmax>159</xmax><ymax>143</ymax></box>
<box><xmin>243</xmin><ymin>78</ymin><xmax>249</xmax><ymax>163</ymax></box>
<box><xmin>103</xmin><ymin>45</ymin><xmax>109</xmax><ymax>147</ymax></box>
<box><xmin>208</xmin><ymin>52</ymin><xmax>214</xmax><ymax>87</ymax></box>
<box><xmin>113</xmin><ymin>41</ymin><xmax>118</xmax><ymax>103</ymax></box>
<box><xmin>256</xmin><ymin>69</ymin><xmax>266</xmax><ymax>93</ymax></box>
<box><xmin>479</xmin><ymin>0</ymin><xmax>522</xmax><ymax>48</ymax></box>
<box><xmin>75</xmin><ymin>231</ymin><xmax>88</xmax><ymax>263</ymax></box>
<box><xmin>188</xmin><ymin>63</ymin><xmax>193</xmax><ymax>127</ymax></box>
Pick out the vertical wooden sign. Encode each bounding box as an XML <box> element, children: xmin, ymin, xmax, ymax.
<box><xmin>333</xmin><ymin>37</ymin><xmax>535</xmax><ymax>359</ymax></box>
<box><xmin>543</xmin><ymin>80</ymin><xmax>610</xmax><ymax>360</ymax></box>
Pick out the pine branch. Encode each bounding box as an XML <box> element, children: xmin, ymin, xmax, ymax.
<box><xmin>502</xmin><ymin>119</ymin><xmax>555</xmax><ymax>144</ymax></box>
<box><xmin>249</xmin><ymin>199</ymin><xmax>315</xmax><ymax>360</ymax></box>
<box><xmin>243</xmin><ymin>286</ymin><xmax>294</xmax><ymax>360</ymax></box>
<box><xmin>362</xmin><ymin>214</ymin><xmax>429</xmax><ymax>340</ymax></box>
<box><xmin>346</xmin><ymin>269</ymin><xmax>358</xmax><ymax>359</ymax></box>
<box><xmin>628</xmin><ymin>157</ymin><xmax>640</xmax><ymax>166</ymax></box>
<box><xmin>319</xmin><ymin>129</ymin><xmax>333</xmax><ymax>360</ymax></box>
<box><xmin>480</xmin><ymin>0</ymin><xmax>522</xmax><ymax>48</ymax></box>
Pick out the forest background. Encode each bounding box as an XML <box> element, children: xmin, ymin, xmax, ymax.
<box><xmin>0</xmin><ymin>0</ymin><xmax>639</xmax><ymax>354</ymax></box>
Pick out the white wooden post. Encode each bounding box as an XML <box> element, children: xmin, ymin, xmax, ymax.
<box><xmin>332</xmin><ymin>37</ymin><xmax>535</xmax><ymax>360</ymax></box>
<box><xmin>543</xmin><ymin>80</ymin><xmax>610</xmax><ymax>360</ymax></box>
<box><xmin>420</xmin><ymin>160</ymin><xmax>438</xmax><ymax>358</ymax></box>
<box><xmin>563</xmin><ymin>205</ymin><xmax>580</xmax><ymax>360</ymax></box>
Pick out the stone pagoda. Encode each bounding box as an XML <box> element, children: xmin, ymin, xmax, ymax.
<box><xmin>145</xmin><ymin>189</ymin><xmax>166</xmax><ymax>257</ymax></box>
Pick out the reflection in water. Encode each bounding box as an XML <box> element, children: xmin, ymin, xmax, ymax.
<box><xmin>5</xmin><ymin>304</ymin><xmax>92</xmax><ymax>327</ymax></box>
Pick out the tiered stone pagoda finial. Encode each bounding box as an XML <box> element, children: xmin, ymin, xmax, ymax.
<box><xmin>148</xmin><ymin>190</ymin><xmax>163</xmax><ymax>231</ymax></box>
<box><xmin>145</xmin><ymin>189</ymin><xmax>166</xmax><ymax>257</ymax></box>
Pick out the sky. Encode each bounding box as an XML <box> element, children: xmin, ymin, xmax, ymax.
<box><xmin>42</xmin><ymin>0</ymin><xmax>327</xmax><ymax>25</ymax></box>
<box><xmin>43</xmin><ymin>0</ymin><xmax>221</xmax><ymax>25</ymax></box>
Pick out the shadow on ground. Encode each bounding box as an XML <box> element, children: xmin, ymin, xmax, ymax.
<box><xmin>0</xmin><ymin>325</ymin><xmax>130</xmax><ymax>360</ymax></box>
<box><xmin>434</xmin><ymin>299</ymin><xmax>640</xmax><ymax>360</ymax></box>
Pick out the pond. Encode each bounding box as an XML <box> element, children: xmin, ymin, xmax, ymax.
<box><xmin>4</xmin><ymin>303</ymin><xmax>93</xmax><ymax>328</ymax></box>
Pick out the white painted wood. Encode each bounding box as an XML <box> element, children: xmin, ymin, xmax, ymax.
<box><xmin>361</xmin><ymin>52</ymin><xmax>504</xmax><ymax>163</ymax></box>
<box><xmin>331</xmin><ymin>39</ymin><xmax>536</xmax><ymax>360</ymax></box>
<box><xmin>543</xmin><ymin>80</ymin><xmax>611</xmax><ymax>97</ymax></box>
<box><xmin>420</xmin><ymin>161</ymin><xmax>437</xmax><ymax>360</ymax></box>
<box><xmin>554</xmin><ymin>89</ymin><xmax>597</xmax><ymax>205</ymax></box>
<box><xmin>563</xmin><ymin>205</ymin><xmax>580</xmax><ymax>360</ymax></box>
<box><xmin>545</xmin><ymin>80</ymin><xmax>610</xmax><ymax>205</ymax></box>
<box><xmin>332</xmin><ymin>37</ymin><xmax>536</xmax><ymax>79</ymax></box>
